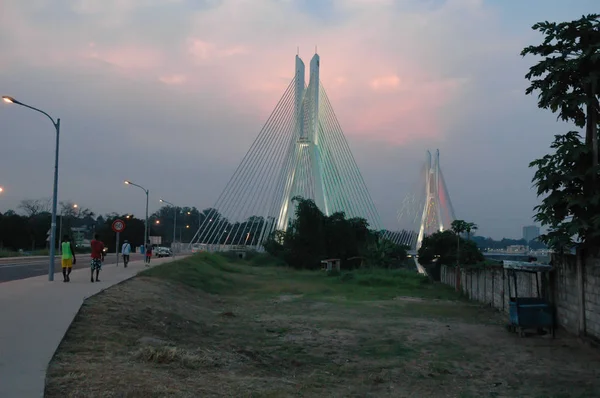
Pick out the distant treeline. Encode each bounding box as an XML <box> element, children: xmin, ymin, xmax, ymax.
<box><xmin>470</xmin><ymin>235</ymin><xmax>546</xmax><ymax>251</ymax></box>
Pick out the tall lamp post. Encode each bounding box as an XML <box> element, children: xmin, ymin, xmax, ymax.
<box><xmin>124</xmin><ymin>181</ymin><xmax>149</xmax><ymax>252</ymax></box>
<box><xmin>59</xmin><ymin>203</ymin><xmax>78</xmax><ymax>253</ymax></box>
<box><xmin>160</xmin><ymin>199</ymin><xmax>177</xmax><ymax>257</ymax></box>
<box><xmin>3</xmin><ymin>95</ymin><xmax>60</xmax><ymax>281</ymax></box>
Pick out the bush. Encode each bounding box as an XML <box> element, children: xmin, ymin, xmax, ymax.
<box><xmin>418</xmin><ymin>230</ymin><xmax>484</xmax><ymax>267</ymax></box>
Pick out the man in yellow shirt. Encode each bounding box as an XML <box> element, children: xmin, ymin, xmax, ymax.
<box><xmin>61</xmin><ymin>235</ymin><xmax>76</xmax><ymax>282</ymax></box>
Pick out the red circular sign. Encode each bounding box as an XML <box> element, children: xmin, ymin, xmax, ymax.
<box><xmin>112</xmin><ymin>219</ymin><xmax>126</xmax><ymax>233</ymax></box>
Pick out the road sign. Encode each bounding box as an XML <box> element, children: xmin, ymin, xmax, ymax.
<box><xmin>112</xmin><ymin>219</ymin><xmax>126</xmax><ymax>233</ymax></box>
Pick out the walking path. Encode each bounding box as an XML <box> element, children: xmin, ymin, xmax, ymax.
<box><xmin>0</xmin><ymin>255</ymin><xmax>184</xmax><ymax>398</ymax></box>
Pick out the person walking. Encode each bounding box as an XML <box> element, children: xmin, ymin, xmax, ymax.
<box><xmin>90</xmin><ymin>234</ymin><xmax>105</xmax><ymax>282</ymax></box>
<box><xmin>144</xmin><ymin>240</ymin><xmax>153</xmax><ymax>266</ymax></box>
<box><xmin>61</xmin><ymin>235</ymin><xmax>76</xmax><ymax>282</ymax></box>
<box><xmin>121</xmin><ymin>239</ymin><xmax>131</xmax><ymax>268</ymax></box>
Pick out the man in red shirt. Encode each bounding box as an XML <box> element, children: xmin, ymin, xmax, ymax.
<box><xmin>90</xmin><ymin>234</ymin><xmax>105</xmax><ymax>283</ymax></box>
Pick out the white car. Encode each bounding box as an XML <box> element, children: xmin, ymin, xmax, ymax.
<box><xmin>155</xmin><ymin>247</ymin><xmax>172</xmax><ymax>257</ymax></box>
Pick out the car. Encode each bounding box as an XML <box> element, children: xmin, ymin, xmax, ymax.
<box><xmin>155</xmin><ymin>247</ymin><xmax>172</xmax><ymax>258</ymax></box>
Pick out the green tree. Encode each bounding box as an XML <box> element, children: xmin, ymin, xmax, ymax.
<box><xmin>529</xmin><ymin>132</ymin><xmax>600</xmax><ymax>250</ymax></box>
<box><xmin>264</xmin><ymin>197</ymin><xmax>386</xmax><ymax>269</ymax></box>
<box><xmin>465</xmin><ymin>222</ymin><xmax>478</xmax><ymax>240</ymax></box>
<box><xmin>521</xmin><ymin>14</ymin><xmax>600</xmax><ymax>169</ymax></box>
<box><xmin>97</xmin><ymin>215</ymin><xmax>147</xmax><ymax>252</ymax></box>
<box><xmin>451</xmin><ymin>220</ymin><xmax>468</xmax><ymax>266</ymax></box>
<box><xmin>363</xmin><ymin>238</ymin><xmax>408</xmax><ymax>269</ymax></box>
<box><xmin>523</xmin><ymin>15</ymin><xmax>600</xmax><ymax>251</ymax></box>
<box><xmin>417</xmin><ymin>230</ymin><xmax>483</xmax><ymax>267</ymax></box>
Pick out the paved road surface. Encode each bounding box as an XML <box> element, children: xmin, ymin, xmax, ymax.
<box><xmin>0</xmin><ymin>253</ymin><xmax>146</xmax><ymax>283</ymax></box>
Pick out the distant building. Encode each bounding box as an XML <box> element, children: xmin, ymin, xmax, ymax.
<box><xmin>507</xmin><ymin>245</ymin><xmax>527</xmax><ymax>254</ymax></box>
<box><xmin>523</xmin><ymin>225</ymin><xmax>540</xmax><ymax>243</ymax></box>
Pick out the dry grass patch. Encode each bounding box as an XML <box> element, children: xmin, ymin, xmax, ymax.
<box><xmin>45</xmin><ymin>254</ymin><xmax>600</xmax><ymax>398</ymax></box>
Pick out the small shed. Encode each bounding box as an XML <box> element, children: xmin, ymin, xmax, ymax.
<box><xmin>321</xmin><ymin>258</ymin><xmax>341</xmax><ymax>272</ymax></box>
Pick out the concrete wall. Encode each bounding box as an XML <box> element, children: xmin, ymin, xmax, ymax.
<box><xmin>440</xmin><ymin>253</ymin><xmax>600</xmax><ymax>340</ymax></box>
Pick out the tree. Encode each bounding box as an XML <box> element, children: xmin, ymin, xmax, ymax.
<box><xmin>465</xmin><ymin>222</ymin><xmax>478</xmax><ymax>240</ymax></box>
<box><xmin>362</xmin><ymin>239</ymin><xmax>408</xmax><ymax>269</ymax></box>
<box><xmin>522</xmin><ymin>14</ymin><xmax>600</xmax><ymax>168</ymax></box>
<box><xmin>523</xmin><ymin>15</ymin><xmax>600</xmax><ymax>252</ymax></box>
<box><xmin>263</xmin><ymin>197</ymin><xmax>388</xmax><ymax>269</ymax></box>
<box><xmin>18</xmin><ymin>198</ymin><xmax>51</xmax><ymax>217</ymax></box>
<box><xmin>97</xmin><ymin>215</ymin><xmax>147</xmax><ymax>252</ymax></box>
<box><xmin>417</xmin><ymin>230</ymin><xmax>484</xmax><ymax>267</ymax></box>
<box><xmin>451</xmin><ymin>220</ymin><xmax>468</xmax><ymax>266</ymax></box>
<box><xmin>530</xmin><ymin>132</ymin><xmax>600</xmax><ymax>250</ymax></box>
<box><xmin>59</xmin><ymin>201</ymin><xmax>79</xmax><ymax>218</ymax></box>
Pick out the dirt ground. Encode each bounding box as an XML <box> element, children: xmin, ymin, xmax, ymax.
<box><xmin>46</xmin><ymin>273</ymin><xmax>600</xmax><ymax>398</ymax></box>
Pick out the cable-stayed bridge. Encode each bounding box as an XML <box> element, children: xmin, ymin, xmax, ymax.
<box><xmin>189</xmin><ymin>53</ymin><xmax>384</xmax><ymax>250</ymax></box>
<box><xmin>189</xmin><ymin>53</ymin><xmax>456</xmax><ymax>252</ymax></box>
<box><xmin>393</xmin><ymin>149</ymin><xmax>456</xmax><ymax>251</ymax></box>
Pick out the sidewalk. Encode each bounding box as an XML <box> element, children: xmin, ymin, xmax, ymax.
<box><xmin>0</xmin><ymin>255</ymin><xmax>185</xmax><ymax>398</ymax></box>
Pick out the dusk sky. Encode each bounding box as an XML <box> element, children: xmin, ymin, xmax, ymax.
<box><xmin>0</xmin><ymin>0</ymin><xmax>597</xmax><ymax>240</ymax></box>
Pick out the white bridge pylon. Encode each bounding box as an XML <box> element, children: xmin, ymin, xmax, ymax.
<box><xmin>394</xmin><ymin>149</ymin><xmax>456</xmax><ymax>251</ymax></box>
<box><xmin>190</xmin><ymin>53</ymin><xmax>384</xmax><ymax>249</ymax></box>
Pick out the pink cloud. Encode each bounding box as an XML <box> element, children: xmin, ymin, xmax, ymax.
<box><xmin>0</xmin><ymin>0</ymin><xmax>510</xmax><ymax>145</ymax></box>
<box><xmin>188</xmin><ymin>39</ymin><xmax>215</xmax><ymax>61</ymax></box>
<box><xmin>86</xmin><ymin>45</ymin><xmax>164</xmax><ymax>71</ymax></box>
<box><xmin>370</xmin><ymin>75</ymin><xmax>402</xmax><ymax>91</ymax></box>
<box><xmin>159</xmin><ymin>74</ymin><xmax>187</xmax><ymax>85</ymax></box>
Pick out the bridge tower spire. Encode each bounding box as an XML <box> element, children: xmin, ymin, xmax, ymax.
<box><xmin>190</xmin><ymin>53</ymin><xmax>383</xmax><ymax>250</ymax></box>
<box><xmin>395</xmin><ymin>149</ymin><xmax>455</xmax><ymax>251</ymax></box>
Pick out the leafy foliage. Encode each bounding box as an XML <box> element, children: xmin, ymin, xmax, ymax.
<box><xmin>523</xmin><ymin>15</ymin><xmax>600</xmax><ymax>251</ymax></box>
<box><xmin>418</xmin><ymin>230</ymin><xmax>484</xmax><ymax>267</ymax></box>
<box><xmin>521</xmin><ymin>14</ymin><xmax>600</xmax><ymax>129</ymax></box>
<box><xmin>529</xmin><ymin>131</ymin><xmax>600</xmax><ymax>250</ymax></box>
<box><xmin>470</xmin><ymin>236</ymin><xmax>546</xmax><ymax>250</ymax></box>
<box><xmin>264</xmin><ymin>197</ymin><xmax>407</xmax><ymax>269</ymax></box>
<box><xmin>362</xmin><ymin>238</ymin><xmax>409</xmax><ymax>269</ymax></box>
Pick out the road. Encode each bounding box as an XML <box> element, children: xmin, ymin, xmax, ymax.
<box><xmin>0</xmin><ymin>253</ymin><xmax>145</xmax><ymax>283</ymax></box>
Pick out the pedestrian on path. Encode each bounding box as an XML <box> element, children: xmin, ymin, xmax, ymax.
<box><xmin>144</xmin><ymin>240</ymin><xmax>152</xmax><ymax>266</ymax></box>
<box><xmin>121</xmin><ymin>240</ymin><xmax>131</xmax><ymax>268</ymax></box>
<box><xmin>90</xmin><ymin>234</ymin><xmax>105</xmax><ymax>283</ymax></box>
<box><xmin>61</xmin><ymin>235</ymin><xmax>76</xmax><ymax>282</ymax></box>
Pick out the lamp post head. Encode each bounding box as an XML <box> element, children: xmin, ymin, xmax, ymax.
<box><xmin>2</xmin><ymin>96</ymin><xmax>16</xmax><ymax>104</ymax></box>
<box><xmin>73</xmin><ymin>204</ymin><xmax>78</xmax><ymax>208</ymax></box>
<box><xmin>124</xmin><ymin>180</ymin><xmax>131</xmax><ymax>185</ymax></box>
<box><xmin>0</xmin><ymin>187</ymin><xmax>3</xmax><ymax>193</ymax></box>
<box><xmin>156</xmin><ymin>220</ymin><xmax>160</xmax><ymax>224</ymax></box>
<box><xmin>160</xmin><ymin>199</ymin><xmax>165</xmax><ymax>203</ymax></box>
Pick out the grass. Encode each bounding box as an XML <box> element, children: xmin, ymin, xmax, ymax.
<box><xmin>45</xmin><ymin>252</ymin><xmax>600</xmax><ymax>397</ymax></box>
<box><xmin>0</xmin><ymin>248</ymin><xmax>89</xmax><ymax>258</ymax></box>
<box><xmin>0</xmin><ymin>249</ymin><xmax>49</xmax><ymax>257</ymax></box>
<box><xmin>143</xmin><ymin>253</ymin><xmax>459</xmax><ymax>302</ymax></box>
<box><xmin>0</xmin><ymin>250</ymin><xmax>20</xmax><ymax>258</ymax></box>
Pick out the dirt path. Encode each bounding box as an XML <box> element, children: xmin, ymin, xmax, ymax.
<box><xmin>46</xmin><ymin>276</ymin><xmax>600</xmax><ymax>397</ymax></box>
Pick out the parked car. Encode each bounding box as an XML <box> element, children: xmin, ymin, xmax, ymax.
<box><xmin>155</xmin><ymin>247</ymin><xmax>172</xmax><ymax>258</ymax></box>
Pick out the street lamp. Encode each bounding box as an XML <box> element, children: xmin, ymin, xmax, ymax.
<box><xmin>0</xmin><ymin>187</ymin><xmax>3</xmax><ymax>193</ymax></box>
<box><xmin>160</xmin><ymin>199</ymin><xmax>178</xmax><ymax>257</ymax></box>
<box><xmin>3</xmin><ymin>95</ymin><xmax>61</xmax><ymax>281</ymax></box>
<box><xmin>124</xmin><ymin>180</ymin><xmax>149</xmax><ymax>251</ymax></box>
<box><xmin>59</xmin><ymin>203</ymin><xmax>79</xmax><ymax>251</ymax></box>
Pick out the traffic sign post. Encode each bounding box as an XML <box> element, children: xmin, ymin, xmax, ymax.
<box><xmin>115</xmin><ymin>232</ymin><xmax>120</xmax><ymax>266</ymax></box>
<box><xmin>111</xmin><ymin>219</ymin><xmax>126</xmax><ymax>267</ymax></box>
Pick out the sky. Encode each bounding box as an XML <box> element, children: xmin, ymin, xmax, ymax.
<box><xmin>0</xmin><ymin>0</ymin><xmax>597</xmax><ymax>240</ymax></box>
